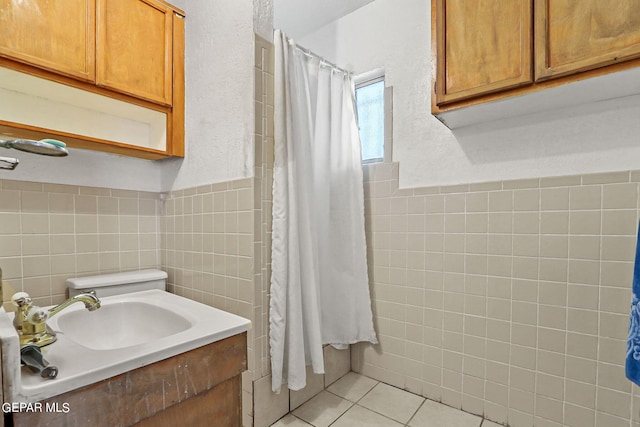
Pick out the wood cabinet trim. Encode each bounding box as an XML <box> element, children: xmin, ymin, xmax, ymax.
<box><xmin>533</xmin><ymin>0</ymin><xmax>549</xmax><ymax>80</ymax></box>
<box><xmin>432</xmin><ymin>55</ymin><xmax>640</xmax><ymax>115</ymax></box>
<box><xmin>170</xmin><ymin>13</ymin><xmax>185</xmax><ymax>157</ymax></box>
<box><xmin>0</xmin><ymin>58</ymin><xmax>182</xmax><ymax>159</ymax></box>
<box><xmin>434</xmin><ymin>0</ymin><xmax>445</xmax><ymax>105</ymax></box>
<box><xmin>430</xmin><ymin>0</ymin><xmax>439</xmax><ymax>114</ymax></box>
<box><xmin>154</xmin><ymin>0</ymin><xmax>184</xmax><ymax>16</ymax></box>
<box><xmin>0</xmin><ymin>58</ymin><xmax>170</xmax><ymax>113</ymax></box>
<box><xmin>0</xmin><ymin>120</ymin><xmax>170</xmax><ymax>160</ymax></box>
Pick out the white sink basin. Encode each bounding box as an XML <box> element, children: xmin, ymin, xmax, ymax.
<box><xmin>0</xmin><ymin>290</ymin><xmax>251</xmax><ymax>403</ymax></box>
<box><xmin>52</xmin><ymin>301</ymin><xmax>192</xmax><ymax>350</ymax></box>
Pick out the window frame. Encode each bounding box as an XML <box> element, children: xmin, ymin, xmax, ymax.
<box><xmin>355</xmin><ymin>71</ymin><xmax>386</xmax><ymax>165</ymax></box>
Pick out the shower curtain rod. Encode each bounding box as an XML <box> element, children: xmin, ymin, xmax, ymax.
<box><xmin>298</xmin><ymin>47</ymin><xmax>351</xmax><ymax>75</ymax></box>
<box><xmin>287</xmin><ymin>36</ymin><xmax>352</xmax><ymax>76</ymax></box>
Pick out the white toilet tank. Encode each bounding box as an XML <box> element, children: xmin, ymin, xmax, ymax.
<box><xmin>66</xmin><ymin>269</ymin><xmax>168</xmax><ymax>298</ymax></box>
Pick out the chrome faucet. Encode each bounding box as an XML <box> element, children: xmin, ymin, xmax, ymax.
<box><xmin>12</xmin><ymin>291</ymin><xmax>101</xmax><ymax>348</ymax></box>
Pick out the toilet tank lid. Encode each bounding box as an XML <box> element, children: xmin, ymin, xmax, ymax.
<box><xmin>67</xmin><ymin>269</ymin><xmax>168</xmax><ymax>290</ymax></box>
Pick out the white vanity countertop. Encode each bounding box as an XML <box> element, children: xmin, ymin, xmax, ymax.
<box><xmin>0</xmin><ymin>290</ymin><xmax>251</xmax><ymax>403</ymax></box>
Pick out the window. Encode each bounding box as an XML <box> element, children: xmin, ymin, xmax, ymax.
<box><xmin>355</xmin><ymin>74</ymin><xmax>385</xmax><ymax>163</ymax></box>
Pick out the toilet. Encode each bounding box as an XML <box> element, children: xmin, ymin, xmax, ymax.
<box><xmin>66</xmin><ymin>269</ymin><xmax>168</xmax><ymax>298</ymax></box>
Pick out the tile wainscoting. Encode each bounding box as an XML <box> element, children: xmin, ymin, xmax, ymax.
<box><xmin>355</xmin><ymin>163</ymin><xmax>640</xmax><ymax>427</ymax></box>
<box><xmin>0</xmin><ymin>179</ymin><xmax>161</xmax><ymax>307</ymax></box>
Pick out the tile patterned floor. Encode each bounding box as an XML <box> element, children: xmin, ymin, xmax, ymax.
<box><xmin>271</xmin><ymin>372</ymin><xmax>504</xmax><ymax>427</ymax></box>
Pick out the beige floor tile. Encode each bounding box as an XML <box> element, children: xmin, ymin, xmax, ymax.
<box><xmin>332</xmin><ymin>404</ymin><xmax>404</xmax><ymax>427</ymax></box>
<box><xmin>292</xmin><ymin>390</ymin><xmax>352</xmax><ymax>427</ymax></box>
<box><xmin>409</xmin><ymin>400</ymin><xmax>482</xmax><ymax>427</ymax></box>
<box><xmin>358</xmin><ymin>382</ymin><xmax>425</xmax><ymax>424</ymax></box>
<box><xmin>481</xmin><ymin>420</ymin><xmax>504</xmax><ymax>427</ymax></box>
<box><xmin>290</xmin><ymin>365</ymin><xmax>325</xmax><ymax>410</ymax></box>
<box><xmin>327</xmin><ymin>372</ymin><xmax>378</xmax><ymax>402</ymax></box>
<box><xmin>270</xmin><ymin>414</ymin><xmax>313</xmax><ymax>426</ymax></box>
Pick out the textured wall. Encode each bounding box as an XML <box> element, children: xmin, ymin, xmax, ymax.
<box><xmin>162</xmin><ymin>1</ymin><xmax>257</xmax><ymax>192</ymax></box>
<box><xmin>299</xmin><ymin>0</ymin><xmax>640</xmax><ymax>190</ymax></box>
<box><xmin>254</xmin><ymin>0</ymin><xmax>274</xmax><ymax>41</ymax></box>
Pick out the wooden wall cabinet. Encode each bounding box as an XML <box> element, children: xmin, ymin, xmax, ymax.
<box><xmin>0</xmin><ymin>0</ymin><xmax>96</xmax><ymax>82</ymax></box>
<box><xmin>435</xmin><ymin>0</ymin><xmax>532</xmax><ymax>105</ymax></box>
<box><xmin>97</xmin><ymin>0</ymin><xmax>174</xmax><ymax>105</ymax></box>
<box><xmin>433</xmin><ymin>0</ymin><xmax>640</xmax><ymax>113</ymax></box>
<box><xmin>535</xmin><ymin>0</ymin><xmax>640</xmax><ymax>80</ymax></box>
<box><xmin>0</xmin><ymin>0</ymin><xmax>185</xmax><ymax>159</ymax></box>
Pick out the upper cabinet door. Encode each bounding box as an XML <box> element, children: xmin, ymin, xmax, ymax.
<box><xmin>535</xmin><ymin>0</ymin><xmax>640</xmax><ymax>80</ymax></box>
<box><xmin>0</xmin><ymin>0</ymin><xmax>96</xmax><ymax>81</ymax></box>
<box><xmin>96</xmin><ymin>0</ymin><xmax>173</xmax><ymax>105</ymax></box>
<box><xmin>435</xmin><ymin>0</ymin><xmax>533</xmax><ymax>105</ymax></box>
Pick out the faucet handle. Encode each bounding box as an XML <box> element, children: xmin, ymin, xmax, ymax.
<box><xmin>25</xmin><ymin>307</ymin><xmax>49</xmax><ymax>325</ymax></box>
<box><xmin>11</xmin><ymin>292</ymin><xmax>48</xmax><ymax>322</ymax></box>
<box><xmin>11</xmin><ymin>292</ymin><xmax>32</xmax><ymax>308</ymax></box>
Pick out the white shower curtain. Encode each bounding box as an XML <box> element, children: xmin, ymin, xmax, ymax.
<box><xmin>270</xmin><ymin>30</ymin><xmax>378</xmax><ymax>392</ymax></box>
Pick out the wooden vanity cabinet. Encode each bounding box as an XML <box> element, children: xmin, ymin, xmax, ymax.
<box><xmin>534</xmin><ymin>0</ymin><xmax>640</xmax><ymax>80</ymax></box>
<box><xmin>434</xmin><ymin>0</ymin><xmax>533</xmax><ymax>105</ymax></box>
<box><xmin>11</xmin><ymin>333</ymin><xmax>247</xmax><ymax>427</ymax></box>
<box><xmin>0</xmin><ymin>0</ymin><xmax>96</xmax><ymax>82</ymax></box>
<box><xmin>97</xmin><ymin>0</ymin><xmax>174</xmax><ymax>105</ymax></box>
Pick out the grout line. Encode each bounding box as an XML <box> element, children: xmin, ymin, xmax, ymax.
<box><xmin>405</xmin><ymin>398</ymin><xmax>427</xmax><ymax>426</ymax></box>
